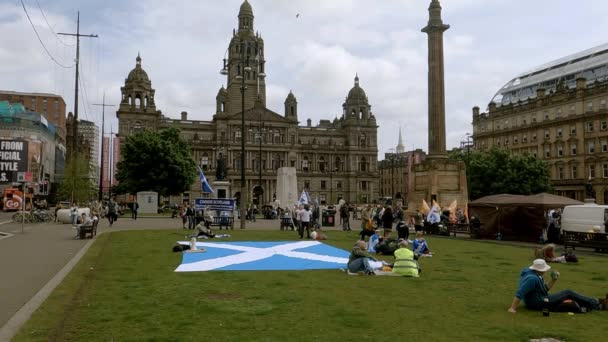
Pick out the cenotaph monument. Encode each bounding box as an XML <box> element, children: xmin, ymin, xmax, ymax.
<box><xmin>408</xmin><ymin>0</ymin><xmax>468</xmax><ymax>210</ymax></box>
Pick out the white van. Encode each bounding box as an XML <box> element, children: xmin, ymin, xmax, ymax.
<box><xmin>561</xmin><ymin>204</ymin><xmax>608</xmax><ymax>234</ymax></box>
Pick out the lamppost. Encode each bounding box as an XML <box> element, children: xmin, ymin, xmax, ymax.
<box><xmin>329</xmin><ymin>167</ymin><xmax>338</xmax><ymax>205</ymax></box>
<box><xmin>221</xmin><ymin>40</ymin><xmax>251</xmax><ymax>229</ymax></box>
<box><xmin>250</xmin><ymin>121</ymin><xmax>266</xmax><ymax>205</ymax></box>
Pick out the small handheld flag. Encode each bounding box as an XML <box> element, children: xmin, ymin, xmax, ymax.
<box><xmin>199</xmin><ymin>166</ymin><xmax>214</xmax><ymax>193</ymax></box>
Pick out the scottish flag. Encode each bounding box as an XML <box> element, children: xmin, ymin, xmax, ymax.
<box><xmin>298</xmin><ymin>190</ymin><xmax>310</xmax><ymax>205</ymax></box>
<box><xmin>175</xmin><ymin>241</ymin><xmax>349</xmax><ymax>272</ymax></box>
<box><xmin>199</xmin><ymin>166</ymin><xmax>214</xmax><ymax>193</ymax></box>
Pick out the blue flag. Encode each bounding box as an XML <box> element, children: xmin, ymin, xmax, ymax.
<box><xmin>199</xmin><ymin>166</ymin><xmax>214</xmax><ymax>193</ymax></box>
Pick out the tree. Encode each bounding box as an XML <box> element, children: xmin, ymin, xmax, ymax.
<box><xmin>114</xmin><ymin>127</ymin><xmax>197</xmax><ymax>197</ymax></box>
<box><xmin>450</xmin><ymin>147</ymin><xmax>552</xmax><ymax>200</ymax></box>
<box><xmin>57</xmin><ymin>156</ymin><xmax>97</xmax><ymax>204</ymax></box>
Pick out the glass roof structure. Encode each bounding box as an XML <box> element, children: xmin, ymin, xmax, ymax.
<box><xmin>491</xmin><ymin>43</ymin><xmax>608</xmax><ymax>106</ymax></box>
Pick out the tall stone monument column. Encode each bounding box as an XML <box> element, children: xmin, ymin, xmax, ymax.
<box><xmin>422</xmin><ymin>0</ymin><xmax>449</xmax><ymax>158</ymax></box>
<box><xmin>408</xmin><ymin>0</ymin><xmax>468</xmax><ymax>212</ymax></box>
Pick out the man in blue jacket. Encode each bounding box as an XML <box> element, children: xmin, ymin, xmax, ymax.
<box><xmin>508</xmin><ymin>259</ymin><xmax>607</xmax><ymax>313</ymax></box>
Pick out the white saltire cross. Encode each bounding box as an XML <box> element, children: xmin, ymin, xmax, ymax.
<box><xmin>175</xmin><ymin>241</ymin><xmax>348</xmax><ymax>272</ymax></box>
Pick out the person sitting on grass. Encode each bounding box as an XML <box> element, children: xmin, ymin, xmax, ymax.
<box><xmin>347</xmin><ymin>240</ymin><xmax>377</xmax><ymax>275</ymax></box>
<box><xmin>391</xmin><ymin>239</ymin><xmax>420</xmax><ymax>277</ymax></box>
<box><xmin>534</xmin><ymin>243</ymin><xmax>569</xmax><ymax>263</ymax></box>
<box><xmin>191</xmin><ymin>220</ymin><xmax>215</xmax><ymax>239</ymax></box>
<box><xmin>412</xmin><ymin>231</ymin><xmax>432</xmax><ymax>257</ymax></box>
<box><xmin>508</xmin><ymin>259</ymin><xmax>607</xmax><ymax>313</ymax></box>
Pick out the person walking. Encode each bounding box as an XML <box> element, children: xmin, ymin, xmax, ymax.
<box><xmin>132</xmin><ymin>201</ymin><xmax>139</xmax><ymax>220</ymax></box>
<box><xmin>340</xmin><ymin>203</ymin><xmax>351</xmax><ymax>231</ymax></box>
<box><xmin>107</xmin><ymin>198</ymin><xmax>117</xmax><ymax>227</ymax></box>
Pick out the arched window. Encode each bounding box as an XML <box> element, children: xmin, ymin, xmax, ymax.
<box><xmin>302</xmin><ymin>156</ymin><xmax>310</xmax><ymax>172</ymax></box>
<box><xmin>135</xmin><ymin>95</ymin><xmax>142</xmax><ymax>109</ymax></box>
<box><xmin>290</xmin><ymin>106</ymin><xmax>294</xmax><ymax>116</ymax></box>
<box><xmin>221</xmin><ymin>102</ymin><xmax>225</xmax><ymax>112</ymax></box>
<box><xmin>144</xmin><ymin>96</ymin><xmax>148</xmax><ymax>108</ymax></box>
<box><xmin>319</xmin><ymin>157</ymin><xmax>326</xmax><ymax>172</ymax></box>
<box><xmin>128</xmin><ymin>95</ymin><xmax>132</xmax><ymax>106</ymax></box>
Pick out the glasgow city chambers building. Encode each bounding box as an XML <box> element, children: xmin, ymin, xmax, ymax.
<box><xmin>473</xmin><ymin>43</ymin><xmax>608</xmax><ymax>203</ymax></box>
<box><xmin>116</xmin><ymin>0</ymin><xmax>379</xmax><ymax>206</ymax></box>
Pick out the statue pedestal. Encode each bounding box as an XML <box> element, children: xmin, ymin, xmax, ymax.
<box><xmin>212</xmin><ymin>181</ymin><xmax>231</xmax><ymax>199</ymax></box>
<box><xmin>407</xmin><ymin>158</ymin><xmax>468</xmax><ymax>211</ymax></box>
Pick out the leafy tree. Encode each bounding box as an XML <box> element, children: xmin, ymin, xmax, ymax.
<box><xmin>57</xmin><ymin>156</ymin><xmax>97</xmax><ymax>204</ymax></box>
<box><xmin>114</xmin><ymin>127</ymin><xmax>197</xmax><ymax>197</ymax></box>
<box><xmin>451</xmin><ymin>147</ymin><xmax>552</xmax><ymax>200</ymax></box>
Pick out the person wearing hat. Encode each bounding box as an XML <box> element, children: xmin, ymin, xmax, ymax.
<box><xmin>508</xmin><ymin>259</ymin><xmax>607</xmax><ymax>313</ymax></box>
<box><xmin>391</xmin><ymin>239</ymin><xmax>420</xmax><ymax>277</ymax></box>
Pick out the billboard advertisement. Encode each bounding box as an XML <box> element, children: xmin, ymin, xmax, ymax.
<box><xmin>0</xmin><ymin>140</ymin><xmax>29</xmax><ymax>183</ymax></box>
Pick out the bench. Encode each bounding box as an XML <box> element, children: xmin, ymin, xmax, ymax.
<box><xmin>79</xmin><ymin>219</ymin><xmax>98</xmax><ymax>239</ymax></box>
<box><xmin>447</xmin><ymin>223</ymin><xmax>471</xmax><ymax>237</ymax></box>
<box><xmin>196</xmin><ymin>216</ymin><xmax>234</xmax><ymax>230</ymax></box>
<box><xmin>563</xmin><ymin>231</ymin><xmax>608</xmax><ymax>252</ymax></box>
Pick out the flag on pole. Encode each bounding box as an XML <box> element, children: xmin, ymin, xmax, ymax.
<box><xmin>199</xmin><ymin>166</ymin><xmax>214</xmax><ymax>193</ymax></box>
<box><xmin>298</xmin><ymin>190</ymin><xmax>310</xmax><ymax>205</ymax></box>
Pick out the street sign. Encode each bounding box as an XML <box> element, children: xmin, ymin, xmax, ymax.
<box><xmin>17</xmin><ymin>172</ymin><xmax>32</xmax><ymax>182</ymax></box>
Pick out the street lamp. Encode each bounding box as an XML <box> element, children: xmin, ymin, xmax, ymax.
<box><xmin>220</xmin><ymin>40</ymin><xmax>251</xmax><ymax>229</ymax></box>
<box><xmin>329</xmin><ymin>167</ymin><xmax>338</xmax><ymax>205</ymax></box>
<box><xmin>249</xmin><ymin>121</ymin><xmax>266</xmax><ymax>205</ymax></box>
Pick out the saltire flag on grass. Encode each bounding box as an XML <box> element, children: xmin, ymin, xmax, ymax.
<box><xmin>199</xmin><ymin>166</ymin><xmax>214</xmax><ymax>193</ymax></box>
<box><xmin>175</xmin><ymin>241</ymin><xmax>350</xmax><ymax>272</ymax></box>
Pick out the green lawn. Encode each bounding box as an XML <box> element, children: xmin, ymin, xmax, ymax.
<box><xmin>14</xmin><ymin>229</ymin><xmax>607</xmax><ymax>342</ymax></box>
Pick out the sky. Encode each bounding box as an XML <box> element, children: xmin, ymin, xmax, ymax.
<box><xmin>2</xmin><ymin>0</ymin><xmax>608</xmax><ymax>158</ymax></box>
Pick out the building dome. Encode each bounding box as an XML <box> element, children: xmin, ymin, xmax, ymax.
<box><xmin>239</xmin><ymin>0</ymin><xmax>253</xmax><ymax>16</ymax></box>
<box><xmin>285</xmin><ymin>90</ymin><xmax>296</xmax><ymax>101</ymax></box>
<box><xmin>127</xmin><ymin>54</ymin><xmax>150</xmax><ymax>83</ymax></box>
<box><xmin>346</xmin><ymin>74</ymin><xmax>368</xmax><ymax>103</ymax></box>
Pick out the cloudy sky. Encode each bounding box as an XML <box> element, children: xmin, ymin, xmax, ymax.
<box><xmin>2</xmin><ymin>0</ymin><xmax>608</xmax><ymax>157</ymax></box>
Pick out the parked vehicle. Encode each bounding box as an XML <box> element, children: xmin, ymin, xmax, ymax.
<box><xmin>561</xmin><ymin>204</ymin><xmax>608</xmax><ymax>234</ymax></box>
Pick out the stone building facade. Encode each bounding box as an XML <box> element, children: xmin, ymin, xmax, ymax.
<box><xmin>472</xmin><ymin>44</ymin><xmax>608</xmax><ymax>203</ymax></box>
<box><xmin>116</xmin><ymin>0</ymin><xmax>379</xmax><ymax>206</ymax></box>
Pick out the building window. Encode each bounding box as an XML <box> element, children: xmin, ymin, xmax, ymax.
<box><xmin>504</xmin><ymin>137</ymin><xmax>509</xmax><ymax>145</ymax></box>
<box><xmin>569</xmin><ymin>105</ymin><xmax>575</xmax><ymax>114</ymax></box>
<box><xmin>53</xmin><ymin>100</ymin><xmax>59</xmax><ymax>112</ymax></box>
<box><xmin>571</xmin><ymin>165</ymin><xmax>577</xmax><ymax>179</ymax></box>
<box><xmin>234</xmin><ymin>129</ymin><xmax>242</xmax><ymax>142</ymax></box>
<box><xmin>359</xmin><ymin>134</ymin><xmax>367</xmax><ymax>148</ymax></box>
<box><xmin>558</xmin><ymin>166</ymin><xmax>564</xmax><ymax>180</ymax></box>
<box><xmin>604</xmin><ymin>164</ymin><xmax>608</xmax><ymax>178</ymax></box>
<box><xmin>588</xmin><ymin>141</ymin><xmax>595</xmax><ymax>154</ymax></box>
<box><xmin>571</xmin><ymin>143</ymin><xmax>577</xmax><ymax>155</ymax></box>
<box><xmin>587</xmin><ymin>121</ymin><xmax>594</xmax><ymax>132</ymax></box>
<box><xmin>42</xmin><ymin>99</ymin><xmax>47</xmax><ymax>111</ymax></box>
<box><xmin>544</xmin><ymin>129</ymin><xmax>550</xmax><ymax>139</ymax></box>
<box><xmin>321</xmin><ymin>180</ymin><xmax>327</xmax><ymax>190</ymax></box>
<box><xmin>304</xmin><ymin>180</ymin><xmax>310</xmax><ymax>189</ymax></box>
<box><xmin>360</xmin><ymin>181</ymin><xmax>368</xmax><ymax>191</ymax></box>
<box><xmin>557</xmin><ymin>145</ymin><xmax>563</xmax><ymax>157</ymax></box>
<box><xmin>544</xmin><ymin>111</ymin><xmax>549</xmax><ymax>120</ymax></box>
<box><xmin>532</xmin><ymin>133</ymin><xmax>537</xmax><ymax>142</ymax></box>
<box><xmin>523</xmin><ymin>117</ymin><xmax>527</xmax><ymax>125</ymax></box>
<box><xmin>302</xmin><ymin>157</ymin><xmax>310</xmax><ymax>172</ymax></box>
<box><xmin>495</xmin><ymin>138</ymin><xmax>500</xmax><ymax>146</ymax></box>
<box><xmin>273</xmin><ymin>130</ymin><xmax>280</xmax><ymax>144</ymax></box>
<box><xmin>545</xmin><ymin>147</ymin><xmax>551</xmax><ymax>158</ymax></box>
<box><xmin>589</xmin><ymin>165</ymin><xmax>596</xmax><ymax>179</ymax></box>
<box><xmin>234</xmin><ymin>156</ymin><xmax>241</xmax><ymax>170</ymax></box>
<box><xmin>359</xmin><ymin>158</ymin><xmax>368</xmax><ymax>172</ymax></box>
<box><xmin>30</xmin><ymin>98</ymin><xmax>36</xmax><ymax>111</ymax></box>
<box><xmin>337</xmin><ymin>181</ymin><xmax>343</xmax><ymax>190</ymax></box>
<box><xmin>522</xmin><ymin>134</ymin><xmax>527</xmax><ymax>143</ymax></box>
<box><xmin>601</xmin><ymin>120</ymin><xmax>607</xmax><ymax>131</ymax></box>
<box><xmin>557</xmin><ymin>128</ymin><xmax>562</xmax><ymax>137</ymax></box>
<box><xmin>320</xmin><ymin>194</ymin><xmax>327</xmax><ymax>205</ymax></box>
<box><xmin>201</xmin><ymin>154</ymin><xmax>209</xmax><ymax>171</ymax></box>
<box><xmin>556</xmin><ymin>108</ymin><xmax>562</xmax><ymax>118</ymax></box>
<box><xmin>602</xmin><ymin>140</ymin><xmax>608</xmax><ymax>152</ymax></box>
<box><xmin>514</xmin><ymin>135</ymin><xmax>518</xmax><ymax>144</ymax></box>
<box><xmin>570</xmin><ymin>126</ymin><xmax>576</xmax><ymax>136</ymax></box>
<box><xmin>587</xmin><ymin>102</ymin><xmax>593</xmax><ymax>112</ymax></box>
<box><xmin>601</xmin><ymin>99</ymin><xmax>607</xmax><ymax>109</ymax></box>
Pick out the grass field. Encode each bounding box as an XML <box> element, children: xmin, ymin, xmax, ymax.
<box><xmin>14</xmin><ymin>229</ymin><xmax>607</xmax><ymax>342</ymax></box>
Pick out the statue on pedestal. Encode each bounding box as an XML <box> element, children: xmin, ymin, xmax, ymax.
<box><xmin>216</xmin><ymin>153</ymin><xmax>227</xmax><ymax>180</ymax></box>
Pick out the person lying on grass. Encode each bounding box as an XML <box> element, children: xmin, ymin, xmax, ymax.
<box><xmin>348</xmin><ymin>240</ymin><xmax>378</xmax><ymax>275</ymax></box>
<box><xmin>508</xmin><ymin>259</ymin><xmax>608</xmax><ymax>313</ymax></box>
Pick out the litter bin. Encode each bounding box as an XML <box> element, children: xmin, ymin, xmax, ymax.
<box><xmin>322</xmin><ymin>209</ymin><xmax>336</xmax><ymax>227</ymax></box>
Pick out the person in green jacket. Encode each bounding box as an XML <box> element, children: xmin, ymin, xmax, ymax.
<box><xmin>392</xmin><ymin>239</ymin><xmax>420</xmax><ymax>277</ymax></box>
<box><xmin>347</xmin><ymin>240</ymin><xmax>377</xmax><ymax>275</ymax></box>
